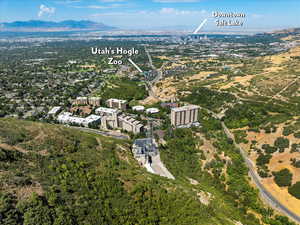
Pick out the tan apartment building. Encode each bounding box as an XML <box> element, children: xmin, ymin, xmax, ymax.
<box><xmin>170</xmin><ymin>105</ymin><xmax>200</xmax><ymax>127</ymax></box>
<box><xmin>73</xmin><ymin>97</ymin><xmax>101</xmax><ymax>106</ymax></box>
<box><xmin>74</xmin><ymin>97</ymin><xmax>88</xmax><ymax>105</ymax></box>
<box><xmin>88</xmin><ymin>97</ymin><xmax>101</xmax><ymax>107</ymax></box>
<box><xmin>118</xmin><ymin>114</ymin><xmax>143</xmax><ymax>134</ymax></box>
<box><xmin>106</xmin><ymin>98</ymin><xmax>127</xmax><ymax>110</ymax></box>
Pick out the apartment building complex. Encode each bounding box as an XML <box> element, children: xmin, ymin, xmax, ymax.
<box><xmin>88</xmin><ymin>97</ymin><xmax>101</xmax><ymax>106</ymax></box>
<box><xmin>57</xmin><ymin>112</ymin><xmax>101</xmax><ymax>128</ymax></box>
<box><xmin>106</xmin><ymin>98</ymin><xmax>127</xmax><ymax>110</ymax></box>
<box><xmin>95</xmin><ymin>107</ymin><xmax>119</xmax><ymax>129</ymax></box>
<box><xmin>74</xmin><ymin>97</ymin><xmax>89</xmax><ymax>105</ymax></box>
<box><xmin>170</xmin><ymin>105</ymin><xmax>200</xmax><ymax>127</ymax></box>
<box><xmin>74</xmin><ymin>97</ymin><xmax>101</xmax><ymax>106</ymax></box>
<box><xmin>118</xmin><ymin>114</ymin><xmax>144</xmax><ymax>134</ymax></box>
<box><xmin>95</xmin><ymin>107</ymin><xmax>143</xmax><ymax>134</ymax></box>
<box><xmin>48</xmin><ymin>106</ymin><xmax>62</xmax><ymax>117</ymax></box>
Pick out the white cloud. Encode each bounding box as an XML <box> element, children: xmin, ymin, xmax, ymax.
<box><xmin>72</xmin><ymin>4</ymin><xmax>122</xmax><ymax>9</ymax></box>
<box><xmin>92</xmin><ymin>8</ymin><xmax>206</xmax><ymax>17</ymax></box>
<box><xmin>90</xmin><ymin>8</ymin><xmax>208</xmax><ymax>29</ymax></box>
<box><xmin>159</xmin><ymin>7</ymin><xmax>205</xmax><ymax>15</ymax></box>
<box><xmin>38</xmin><ymin>4</ymin><xmax>56</xmax><ymax>17</ymax></box>
<box><xmin>154</xmin><ymin>0</ymin><xmax>200</xmax><ymax>2</ymax></box>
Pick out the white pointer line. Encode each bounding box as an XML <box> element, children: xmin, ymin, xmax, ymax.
<box><xmin>193</xmin><ymin>18</ymin><xmax>208</xmax><ymax>34</ymax></box>
<box><xmin>128</xmin><ymin>58</ymin><xmax>143</xmax><ymax>73</ymax></box>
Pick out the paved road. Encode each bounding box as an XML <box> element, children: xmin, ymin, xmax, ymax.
<box><xmin>150</xmin><ymin>154</ymin><xmax>175</xmax><ymax>180</ymax></box>
<box><xmin>222</xmin><ymin>122</ymin><xmax>300</xmax><ymax>224</ymax></box>
<box><xmin>145</xmin><ymin>47</ymin><xmax>155</xmax><ymax>70</ymax></box>
<box><xmin>267</xmin><ymin>77</ymin><xmax>300</xmax><ymax>104</ymax></box>
<box><xmin>200</xmin><ymin>107</ymin><xmax>300</xmax><ymax>224</ymax></box>
<box><xmin>68</xmin><ymin>126</ymin><xmax>130</xmax><ymax>140</ymax></box>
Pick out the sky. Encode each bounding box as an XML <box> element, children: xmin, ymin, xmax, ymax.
<box><xmin>0</xmin><ymin>0</ymin><xmax>300</xmax><ymax>31</ymax></box>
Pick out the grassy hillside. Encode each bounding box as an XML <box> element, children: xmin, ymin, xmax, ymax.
<box><xmin>0</xmin><ymin>118</ymin><xmax>296</xmax><ymax>225</ymax></box>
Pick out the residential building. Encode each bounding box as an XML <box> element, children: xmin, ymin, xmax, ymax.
<box><xmin>57</xmin><ymin>112</ymin><xmax>101</xmax><ymax>128</ymax></box>
<box><xmin>146</xmin><ymin>108</ymin><xmax>160</xmax><ymax>114</ymax></box>
<box><xmin>106</xmin><ymin>98</ymin><xmax>127</xmax><ymax>110</ymax></box>
<box><xmin>95</xmin><ymin>107</ymin><xmax>119</xmax><ymax>117</ymax></box>
<box><xmin>95</xmin><ymin>107</ymin><xmax>119</xmax><ymax>129</ymax></box>
<box><xmin>74</xmin><ymin>97</ymin><xmax>88</xmax><ymax>105</ymax></box>
<box><xmin>160</xmin><ymin>102</ymin><xmax>179</xmax><ymax>109</ymax></box>
<box><xmin>118</xmin><ymin>114</ymin><xmax>143</xmax><ymax>134</ymax></box>
<box><xmin>132</xmin><ymin>138</ymin><xmax>158</xmax><ymax>160</ymax></box>
<box><xmin>170</xmin><ymin>105</ymin><xmax>200</xmax><ymax>127</ymax></box>
<box><xmin>132</xmin><ymin>105</ymin><xmax>145</xmax><ymax>112</ymax></box>
<box><xmin>82</xmin><ymin>115</ymin><xmax>102</xmax><ymax>128</ymax></box>
<box><xmin>48</xmin><ymin>106</ymin><xmax>62</xmax><ymax>117</ymax></box>
<box><xmin>88</xmin><ymin>97</ymin><xmax>101</xmax><ymax>106</ymax></box>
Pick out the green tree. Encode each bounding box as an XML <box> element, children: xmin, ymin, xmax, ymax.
<box><xmin>273</xmin><ymin>169</ymin><xmax>293</xmax><ymax>187</ymax></box>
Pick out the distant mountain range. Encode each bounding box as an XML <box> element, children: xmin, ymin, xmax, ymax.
<box><xmin>0</xmin><ymin>20</ymin><xmax>116</xmax><ymax>32</ymax></box>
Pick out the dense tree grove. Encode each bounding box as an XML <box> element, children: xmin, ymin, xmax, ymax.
<box><xmin>288</xmin><ymin>182</ymin><xmax>300</xmax><ymax>199</ymax></box>
<box><xmin>273</xmin><ymin>169</ymin><xmax>293</xmax><ymax>187</ymax></box>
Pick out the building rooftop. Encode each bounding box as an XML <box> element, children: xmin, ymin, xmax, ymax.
<box><xmin>119</xmin><ymin>114</ymin><xmax>143</xmax><ymax>127</ymax></box>
<box><xmin>76</xmin><ymin>97</ymin><xmax>88</xmax><ymax>100</ymax></box>
<box><xmin>48</xmin><ymin>106</ymin><xmax>61</xmax><ymax>115</ymax></box>
<box><xmin>107</xmin><ymin>98</ymin><xmax>127</xmax><ymax>104</ymax></box>
<box><xmin>89</xmin><ymin>97</ymin><xmax>101</xmax><ymax>100</ymax></box>
<box><xmin>85</xmin><ymin>114</ymin><xmax>101</xmax><ymax>123</ymax></box>
<box><xmin>132</xmin><ymin>105</ymin><xmax>145</xmax><ymax>111</ymax></box>
<box><xmin>171</xmin><ymin>105</ymin><xmax>200</xmax><ymax>112</ymax></box>
<box><xmin>146</xmin><ymin>108</ymin><xmax>160</xmax><ymax>114</ymax></box>
<box><xmin>133</xmin><ymin>138</ymin><xmax>158</xmax><ymax>155</ymax></box>
<box><xmin>57</xmin><ymin>112</ymin><xmax>101</xmax><ymax>125</ymax></box>
<box><xmin>95</xmin><ymin>107</ymin><xmax>119</xmax><ymax>114</ymax></box>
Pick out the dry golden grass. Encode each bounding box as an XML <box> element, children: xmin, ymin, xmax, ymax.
<box><xmin>186</xmin><ymin>71</ymin><xmax>214</xmax><ymax>81</ymax></box>
<box><xmin>269</xmin><ymin>152</ymin><xmax>300</xmax><ymax>184</ymax></box>
<box><xmin>262</xmin><ymin>178</ymin><xmax>300</xmax><ymax>216</ymax></box>
<box><xmin>221</xmin><ymin>75</ymin><xmax>253</xmax><ymax>90</ymax></box>
<box><xmin>281</xmin><ymin>36</ymin><xmax>294</xmax><ymax>41</ymax></box>
<box><xmin>265</xmin><ymin>46</ymin><xmax>300</xmax><ymax>65</ymax></box>
<box><xmin>152</xmin><ymin>77</ymin><xmax>179</xmax><ymax>101</ymax></box>
<box><xmin>15</xmin><ymin>183</ymin><xmax>44</xmax><ymax>201</ymax></box>
<box><xmin>80</xmin><ymin>64</ymin><xmax>96</xmax><ymax>68</ymax></box>
<box><xmin>157</xmin><ymin>56</ymin><xmax>169</xmax><ymax>60</ymax></box>
<box><xmin>139</xmin><ymin>96</ymin><xmax>160</xmax><ymax>105</ymax></box>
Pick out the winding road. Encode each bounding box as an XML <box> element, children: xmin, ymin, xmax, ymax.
<box><xmin>201</xmin><ymin>106</ymin><xmax>300</xmax><ymax>224</ymax></box>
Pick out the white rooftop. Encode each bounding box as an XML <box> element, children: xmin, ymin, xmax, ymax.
<box><xmin>146</xmin><ymin>108</ymin><xmax>160</xmax><ymax>114</ymax></box>
<box><xmin>57</xmin><ymin>112</ymin><xmax>101</xmax><ymax>126</ymax></box>
<box><xmin>84</xmin><ymin>114</ymin><xmax>101</xmax><ymax>123</ymax></box>
<box><xmin>76</xmin><ymin>97</ymin><xmax>88</xmax><ymax>100</ymax></box>
<box><xmin>171</xmin><ymin>105</ymin><xmax>200</xmax><ymax>112</ymax></box>
<box><xmin>95</xmin><ymin>107</ymin><xmax>119</xmax><ymax>114</ymax></box>
<box><xmin>48</xmin><ymin>106</ymin><xmax>61</xmax><ymax>115</ymax></box>
<box><xmin>132</xmin><ymin>105</ymin><xmax>145</xmax><ymax>111</ymax></box>
<box><xmin>107</xmin><ymin>98</ymin><xmax>127</xmax><ymax>103</ymax></box>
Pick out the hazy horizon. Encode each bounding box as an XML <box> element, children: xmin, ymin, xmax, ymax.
<box><xmin>1</xmin><ymin>0</ymin><xmax>300</xmax><ymax>32</ymax></box>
